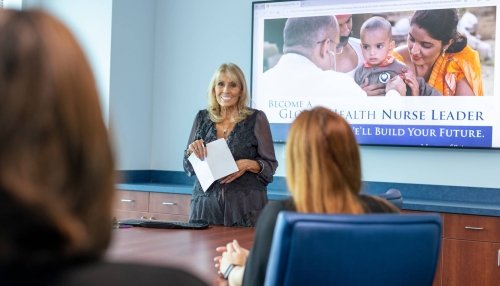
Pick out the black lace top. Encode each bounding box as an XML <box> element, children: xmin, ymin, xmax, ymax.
<box><xmin>183</xmin><ymin>108</ymin><xmax>278</xmax><ymax>226</ymax></box>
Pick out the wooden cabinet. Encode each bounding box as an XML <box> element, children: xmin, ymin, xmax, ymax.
<box><xmin>114</xmin><ymin>190</ymin><xmax>191</xmax><ymax>222</ymax></box>
<box><xmin>149</xmin><ymin>192</ymin><xmax>191</xmax><ymax>221</ymax></box>
<box><xmin>403</xmin><ymin>211</ymin><xmax>500</xmax><ymax>286</ymax></box>
<box><xmin>441</xmin><ymin>213</ymin><xmax>500</xmax><ymax>286</ymax></box>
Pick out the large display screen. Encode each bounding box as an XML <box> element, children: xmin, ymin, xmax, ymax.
<box><xmin>251</xmin><ymin>0</ymin><xmax>499</xmax><ymax>148</ymax></box>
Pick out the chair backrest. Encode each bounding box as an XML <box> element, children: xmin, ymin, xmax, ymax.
<box><xmin>264</xmin><ymin>212</ymin><xmax>441</xmax><ymax>286</ymax></box>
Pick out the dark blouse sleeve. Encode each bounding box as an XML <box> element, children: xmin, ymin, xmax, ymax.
<box><xmin>253</xmin><ymin>110</ymin><xmax>278</xmax><ymax>184</ymax></box>
<box><xmin>242</xmin><ymin>200</ymin><xmax>292</xmax><ymax>286</ymax></box>
<box><xmin>183</xmin><ymin>110</ymin><xmax>203</xmax><ymax>176</ymax></box>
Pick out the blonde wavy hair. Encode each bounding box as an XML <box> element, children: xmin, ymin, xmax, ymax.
<box><xmin>207</xmin><ymin>63</ymin><xmax>253</xmax><ymax>123</ymax></box>
<box><xmin>286</xmin><ymin>107</ymin><xmax>364</xmax><ymax>214</ymax></box>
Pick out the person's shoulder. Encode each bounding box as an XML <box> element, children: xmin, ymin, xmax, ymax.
<box><xmin>455</xmin><ymin>45</ymin><xmax>481</xmax><ymax>62</ymax></box>
<box><xmin>326</xmin><ymin>70</ymin><xmax>365</xmax><ymax>90</ymax></box>
<box><xmin>268</xmin><ymin>199</ymin><xmax>294</xmax><ymax>211</ymax></box>
<box><xmin>445</xmin><ymin>45</ymin><xmax>481</xmax><ymax>73</ymax></box>
<box><xmin>353</xmin><ymin>65</ymin><xmax>366</xmax><ymax>83</ymax></box>
<box><xmin>196</xmin><ymin>109</ymin><xmax>209</xmax><ymax>117</ymax></box>
<box><xmin>262</xmin><ymin>199</ymin><xmax>295</xmax><ymax>215</ymax></box>
<box><xmin>327</xmin><ymin>70</ymin><xmax>359</xmax><ymax>80</ymax></box>
<box><xmin>393</xmin><ymin>47</ymin><xmax>408</xmax><ymax>63</ymax></box>
<box><xmin>251</xmin><ymin>108</ymin><xmax>266</xmax><ymax>117</ymax></box>
<box><xmin>240</xmin><ymin>107</ymin><xmax>259</xmax><ymax>120</ymax></box>
<box><xmin>359</xmin><ymin>194</ymin><xmax>400</xmax><ymax>213</ymax></box>
<box><xmin>390</xmin><ymin>58</ymin><xmax>407</xmax><ymax>71</ymax></box>
<box><xmin>263</xmin><ymin>53</ymin><xmax>293</xmax><ymax>74</ymax></box>
<box><xmin>247</xmin><ymin>107</ymin><xmax>258</xmax><ymax>113</ymax></box>
<box><xmin>354</xmin><ymin>64</ymin><xmax>366</xmax><ymax>74</ymax></box>
<box><xmin>255</xmin><ymin>199</ymin><xmax>295</xmax><ymax>229</ymax></box>
<box><xmin>462</xmin><ymin>44</ymin><xmax>478</xmax><ymax>54</ymax></box>
<box><xmin>330</xmin><ymin>71</ymin><xmax>366</xmax><ymax>96</ymax></box>
<box><xmin>193</xmin><ymin>109</ymin><xmax>210</xmax><ymax>122</ymax></box>
<box><xmin>393</xmin><ymin>57</ymin><xmax>406</xmax><ymax>67</ymax></box>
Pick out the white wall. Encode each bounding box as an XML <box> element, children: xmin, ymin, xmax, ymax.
<box><xmin>150</xmin><ymin>0</ymin><xmax>255</xmax><ymax>170</ymax></box>
<box><xmin>22</xmin><ymin>0</ymin><xmax>500</xmax><ymax>188</ymax></box>
<box><xmin>23</xmin><ymin>0</ymin><xmax>154</xmax><ymax>170</ymax></box>
<box><xmin>24</xmin><ymin>0</ymin><xmax>113</xmax><ymax>121</ymax></box>
<box><xmin>4</xmin><ymin>0</ymin><xmax>23</xmax><ymax>9</ymax></box>
<box><xmin>108</xmin><ymin>0</ymin><xmax>156</xmax><ymax>169</ymax></box>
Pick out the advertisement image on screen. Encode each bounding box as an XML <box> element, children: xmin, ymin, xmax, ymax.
<box><xmin>251</xmin><ymin>0</ymin><xmax>500</xmax><ymax>148</ymax></box>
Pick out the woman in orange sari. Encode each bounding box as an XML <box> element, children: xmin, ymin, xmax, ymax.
<box><xmin>395</xmin><ymin>9</ymin><xmax>483</xmax><ymax>96</ymax></box>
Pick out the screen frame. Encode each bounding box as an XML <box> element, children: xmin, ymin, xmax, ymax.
<box><xmin>251</xmin><ymin>0</ymin><xmax>499</xmax><ymax>149</ymax></box>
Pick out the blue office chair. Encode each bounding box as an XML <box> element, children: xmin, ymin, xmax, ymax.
<box><xmin>264</xmin><ymin>212</ymin><xmax>441</xmax><ymax>286</ymax></box>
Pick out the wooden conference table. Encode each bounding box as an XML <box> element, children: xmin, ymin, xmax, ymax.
<box><xmin>107</xmin><ymin>226</ymin><xmax>255</xmax><ymax>286</ymax></box>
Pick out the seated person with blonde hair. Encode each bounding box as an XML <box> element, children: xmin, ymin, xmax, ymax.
<box><xmin>214</xmin><ymin>107</ymin><xmax>399</xmax><ymax>286</ymax></box>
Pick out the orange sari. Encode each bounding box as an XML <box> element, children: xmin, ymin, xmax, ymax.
<box><xmin>395</xmin><ymin>45</ymin><xmax>483</xmax><ymax>96</ymax></box>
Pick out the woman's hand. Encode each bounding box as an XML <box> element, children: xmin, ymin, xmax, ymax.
<box><xmin>188</xmin><ymin>139</ymin><xmax>207</xmax><ymax>160</ymax></box>
<box><xmin>214</xmin><ymin>240</ymin><xmax>249</xmax><ymax>275</ymax></box>
<box><xmin>225</xmin><ymin>240</ymin><xmax>249</xmax><ymax>266</ymax></box>
<box><xmin>400</xmin><ymin>70</ymin><xmax>419</xmax><ymax>96</ymax></box>
<box><xmin>220</xmin><ymin>159</ymin><xmax>260</xmax><ymax>184</ymax></box>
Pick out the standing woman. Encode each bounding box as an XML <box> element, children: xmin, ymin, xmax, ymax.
<box><xmin>183</xmin><ymin>63</ymin><xmax>278</xmax><ymax>227</ymax></box>
<box><xmin>394</xmin><ymin>9</ymin><xmax>483</xmax><ymax>96</ymax></box>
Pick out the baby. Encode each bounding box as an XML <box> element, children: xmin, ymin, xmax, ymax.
<box><xmin>354</xmin><ymin>16</ymin><xmax>439</xmax><ymax>96</ymax></box>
